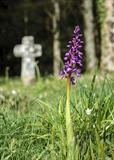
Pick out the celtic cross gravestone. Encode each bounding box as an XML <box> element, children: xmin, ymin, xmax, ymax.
<box><xmin>13</xmin><ymin>36</ymin><xmax>42</xmax><ymax>85</ymax></box>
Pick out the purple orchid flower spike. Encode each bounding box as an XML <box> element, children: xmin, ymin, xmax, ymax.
<box><xmin>60</xmin><ymin>26</ymin><xmax>83</xmax><ymax>85</ymax></box>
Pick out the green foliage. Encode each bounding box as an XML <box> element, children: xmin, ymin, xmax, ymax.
<box><xmin>0</xmin><ymin>75</ymin><xmax>114</xmax><ymax>159</ymax></box>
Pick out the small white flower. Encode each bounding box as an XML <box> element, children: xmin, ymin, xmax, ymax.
<box><xmin>85</xmin><ymin>108</ymin><xmax>92</xmax><ymax>115</ymax></box>
<box><xmin>11</xmin><ymin>90</ymin><xmax>17</xmax><ymax>95</ymax></box>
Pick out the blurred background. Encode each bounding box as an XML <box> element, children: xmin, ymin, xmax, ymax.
<box><xmin>0</xmin><ymin>0</ymin><xmax>113</xmax><ymax>77</ymax></box>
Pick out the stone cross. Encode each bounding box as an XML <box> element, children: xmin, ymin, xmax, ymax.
<box><xmin>13</xmin><ymin>36</ymin><xmax>42</xmax><ymax>85</ymax></box>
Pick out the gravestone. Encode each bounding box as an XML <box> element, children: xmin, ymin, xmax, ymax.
<box><xmin>13</xmin><ymin>36</ymin><xmax>42</xmax><ymax>85</ymax></box>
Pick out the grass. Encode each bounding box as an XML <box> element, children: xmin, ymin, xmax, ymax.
<box><xmin>0</xmin><ymin>74</ymin><xmax>114</xmax><ymax>160</ymax></box>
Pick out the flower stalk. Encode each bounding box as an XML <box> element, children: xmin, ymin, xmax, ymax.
<box><xmin>66</xmin><ymin>77</ymin><xmax>74</xmax><ymax>149</ymax></box>
<box><xmin>66</xmin><ymin>77</ymin><xmax>75</xmax><ymax>160</ymax></box>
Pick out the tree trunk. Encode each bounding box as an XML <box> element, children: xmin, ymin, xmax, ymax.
<box><xmin>52</xmin><ymin>0</ymin><xmax>61</xmax><ymax>76</ymax></box>
<box><xmin>101</xmin><ymin>0</ymin><xmax>114</xmax><ymax>72</ymax></box>
<box><xmin>83</xmin><ymin>0</ymin><xmax>97</xmax><ymax>71</ymax></box>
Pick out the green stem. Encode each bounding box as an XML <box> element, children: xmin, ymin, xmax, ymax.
<box><xmin>66</xmin><ymin>78</ymin><xmax>74</xmax><ymax>150</ymax></box>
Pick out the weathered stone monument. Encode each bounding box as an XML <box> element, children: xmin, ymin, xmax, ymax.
<box><xmin>13</xmin><ymin>36</ymin><xmax>42</xmax><ymax>85</ymax></box>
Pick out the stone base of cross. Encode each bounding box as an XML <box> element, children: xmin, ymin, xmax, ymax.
<box><xmin>13</xmin><ymin>36</ymin><xmax>42</xmax><ymax>85</ymax></box>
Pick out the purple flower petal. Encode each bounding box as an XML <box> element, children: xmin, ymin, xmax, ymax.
<box><xmin>60</xmin><ymin>25</ymin><xmax>83</xmax><ymax>85</ymax></box>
